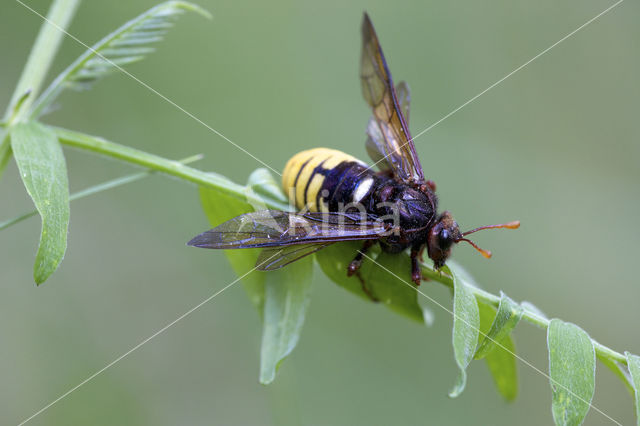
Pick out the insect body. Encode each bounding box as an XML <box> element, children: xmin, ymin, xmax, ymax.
<box><xmin>188</xmin><ymin>13</ymin><xmax>519</xmax><ymax>287</ymax></box>
<box><xmin>282</xmin><ymin>146</ymin><xmax>437</xmax><ymax>255</ymax></box>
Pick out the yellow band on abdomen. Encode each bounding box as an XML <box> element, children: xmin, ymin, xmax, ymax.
<box><xmin>282</xmin><ymin>148</ymin><xmax>364</xmax><ymax>212</ymax></box>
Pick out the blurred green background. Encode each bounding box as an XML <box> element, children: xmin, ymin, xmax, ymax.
<box><xmin>1</xmin><ymin>0</ymin><xmax>639</xmax><ymax>424</ymax></box>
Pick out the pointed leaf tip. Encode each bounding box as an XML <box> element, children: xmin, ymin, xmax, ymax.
<box><xmin>11</xmin><ymin>122</ymin><xmax>69</xmax><ymax>284</ymax></box>
<box><xmin>477</xmin><ymin>301</ymin><xmax>519</xmax><ymax>401</ymax></box>
<box><xmin>171</xmin><ymin>1</ymin><xmax>212</xmax><ymax>19</ymax></box>
<box><xmin>259</xmin><ymin>258</ymin><xmax>313</xmax><ymax>384</ymax></box>
<box><xmin>475</xmin><ymin>292</ymin><xmax>523</xmax><ymax>360</ymax></box>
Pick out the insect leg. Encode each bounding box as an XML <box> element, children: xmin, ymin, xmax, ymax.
<box><xmin>347</xmin><ymin>240</ymin><xmax>376</xmax><ymax>276</ymax></box>
<box><xmin>354</xmin><ymin>271</ymin><xmax>379</xmax><ymax>302</ymax></box>
<box><xmin>411</xmin><ymin>247</ymin><xmax>422</xmax><ymax>286</ymax></box>
<box><xmin>347</xmin><ymin>240</ymin><xmax>378</xmax><ymax>302</ymax></box>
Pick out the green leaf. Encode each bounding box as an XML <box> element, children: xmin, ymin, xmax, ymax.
<box><xmin>315</xmin><ymin>243</ymin><xmax>429</xmax><ymax>323</ymax></box>
<box><xmin>626</xmin><ymin>351</ymin><xmax>640</xmax><ymax>425</ymax></box>
<box><xmin>10</xmin><ymin>122</ymin><xmax>70</xmax><ymax>284</ymax></box>
<box><xmin>199</xmin><ymin>186</ymin><xmax>264</xmax><ymax>314</ymax></box>
<box><xmin>365</xmin><ymin>251</ymin><xmax>429</xmax><ymax>323</ymax></box>
<box><xmin>475</xmin><ymin>292</ymin><xmax>523</xmax><ymax>359</ymax></box>
<box><xmin>316</xmin><ymin>242</ymin><xmax>371</xmax><ymax>301</ymax></box>
<box><xmin>447</xmin><ymin>263</ymin><xmax>480</xmax><ymax>397</ymax></box>
<box><xmin>30</xmin><ymin>1</ymin><xmax>211</xmax><ymax>118</ymax></box>
<box><xmin>198</xmin><ymin>168</ymin><xmax>292</xmax><ymax>314</ymax></box>
<box><xmin>477</xmin><ymin>301</ymin><xmax>519</xmax><ymax>401</ymax></box>
<box><xmin>199</xmin><ymin>172</ymin><xmax>314</xmax><ymax>385</ymax></box>
<box><xmin>245</xmin><ymin>168</ymin><xmax>289</xmax><ymax>209</ymax></box>
<box><xmin>597</xmin><ymin>353</ymin><xmax>634</xmax><ymax>396</ymax></box>
<box><xmin>4</xmin><ymin>0</ymin><xmax>80</xmax><ymax>121</ymax></box>
<box><xmin>547</xmin><ymin>319</ymin><xmax>596</xmax><ymax>426</ymax></box>
<box><xmin>259</xmin><ymin>256</ymin><xmax>313</xmax><ymax>384</ymax></box>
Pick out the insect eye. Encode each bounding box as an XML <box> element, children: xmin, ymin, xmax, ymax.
<box><xmin>438</xmin><ymin>229</ymin><xmax>451</xmax><ymax>247</ymax></box>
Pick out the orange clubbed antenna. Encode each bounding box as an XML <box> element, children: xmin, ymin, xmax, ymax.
<box><xmin>457</xmin><ymin>220</ymin><xmax>520</xmax><ymax>259</ymax></box>
<box><xmin>462</xmin><ymin>220</ymin><xmax>520</xmax><ymax>237</ymax></box>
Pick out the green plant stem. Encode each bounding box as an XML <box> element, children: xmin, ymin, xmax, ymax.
<box><xmin>420</xmin><ymin>266</ymin><xmax>627</xmax><ymax>365</ymax></box>
<box><xmin>1</xmin><ymin>0</ymin><xmax>81</xmax><ymax>181</ymax></box>
<box><xmin>0</xmin><ymin>154</ymin><xmax>202</xmax><ymax>231</ymax></box>
<box><xmin>0</xmin><ymin>130</ymin><xmax>9</xmax><ymax>177</ymax></box>
<box><xmin>4</xmin><ymin>0</ymin><xmax>81</xmax><ymax>122</ymax></box>
<box><xmin>594</xmin><ymin>342</ymin><xmax>628</xmax><ymax>364</ymax></box>
<box><xmin>51</xmin><ymin>124</ymin><xmax>629</xmax><ymax>368</ymax></box>
<box><xmin>52</xmin><ymin>126</ymin><xmax>290</xmax><ymax>211</ymax></box>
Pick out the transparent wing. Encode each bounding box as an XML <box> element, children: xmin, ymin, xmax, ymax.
<box><xmin>187</xmin><ymin>210</ymin><xmax>387</xmax><ymax>250</ymax></box>
<box><xmin>366</xmin><ymin>81</ymin><xmax>411</xmax><ymax>170</ymax></box>
<box><xmin>360</xmin><ymin>13</ymin><xmax>424</xmax><ymax>184</ymax></box>
<box><xmin>396</xmin><ymin>80</ymin><xmax>411</xmax><ymax>122</ymax></box>
<box><xmin>256</xmin><ymin>243</ymin><xmax>334</xmax><ymax>270</ymax></box>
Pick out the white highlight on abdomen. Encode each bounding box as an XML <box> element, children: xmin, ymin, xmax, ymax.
<box><xmin>352</xmin><ymin>177</ymin><xmax>374</xmax><ymax>203</ymax></box>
